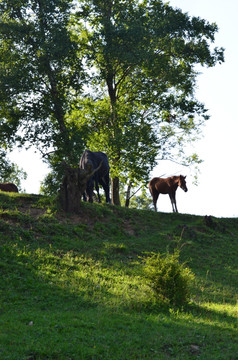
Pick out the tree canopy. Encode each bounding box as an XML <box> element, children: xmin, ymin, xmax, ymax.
<box><xmin>0</xmin><ymin>0</ymin><xmax>224</xmax><ymax>204</ymax></box>
<box><xmin>0</xmin><ymin>0</ymin><xmax>84</xmax><ymax>160</ymax></box>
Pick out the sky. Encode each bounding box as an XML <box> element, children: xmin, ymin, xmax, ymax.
<box><xmin>151</xmin><ymin>0</ymin><xmax>238</xmax><ymax>217</ymax></box>
<box><xmin>9</xmin><ymin>0</ymin><xmax>238</xmax><ymax>218</ymax></box>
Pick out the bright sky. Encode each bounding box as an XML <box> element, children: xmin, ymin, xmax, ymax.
<box><xmin>152</xmin><ymin>0</ymin><xmax>238</xmax><ymax>217</ymax></box>
<box><xmin>9</xmin><ymin>0</ymin><xmax>238</xmax><ymax>218</ymax></box>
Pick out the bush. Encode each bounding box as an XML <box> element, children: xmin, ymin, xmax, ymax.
<box><xmin>142</xmin><ymin>251</ymin><xmax>194</xmax><ymax>307</ymax></box>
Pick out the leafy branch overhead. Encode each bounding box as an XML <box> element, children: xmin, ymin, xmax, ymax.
<box><xmin>0</xmin><ymin>0</ymin><xmax>224</xmax><ymax>203</ymax></box>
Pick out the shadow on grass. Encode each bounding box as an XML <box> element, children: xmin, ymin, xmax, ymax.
<box><xmin>0</xmin><ymin>242</ymin><xmax>237</xmax><ymax>360</ymax></box>
<box><xmin>0</xmin><ymin>196</ymin><xmax>237</xmax><ymax>359</ymax></box>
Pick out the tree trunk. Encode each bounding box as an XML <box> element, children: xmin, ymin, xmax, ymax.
<box><xmin>111</xmin><ymin>176</ymin><xmax>121</xmax><ymax>206</ymax></box>
<box><xmin>59</xmin><ymin>177</ymin><xmax>82</xmax><ymax>214</ymax></box>
<box><xmin>125</xmin><ymin>182</ymin><xmax>132</xmax><ymax>208</ymax></box>
<box><xmin>106</xmin><ymin>63</ymin><xmax>121</xmax><ymax>206</ymax></box>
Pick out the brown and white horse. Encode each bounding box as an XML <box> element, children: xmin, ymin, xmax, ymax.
<box><xmin>149</xmin><ymin>175</ymin><xmax>188</xmax><ymax>213</ymax></box>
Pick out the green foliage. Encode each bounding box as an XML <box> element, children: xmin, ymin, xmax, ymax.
<box><xmin>143</xmin><ymin>251</ymin><xmax>195</xmax><ymax>307</ymax></box>
<box><xmin>127</xmin><ymin>187</ymin><xmax>153</xmax><ymax>210</ymax></box>
<box><xmin>71</xmin><ymin>98</ymin><xmax>158</xmax><ymax>181</ymax></box>
<box><xmin>0</xmin><ymin>0</ymin><xmax>85</xmax><ymax>163</ymax></box>
<box><xmin>0</xmin><ymin>0</ymin><xmax>225</xmax><ymax>204</ymax></box>
<box><xmin>73</xmin><ymin>0</ymin><xmax>224</xmax><ymax>203</ymax></box>
<box><xmin>0</xmin><ymin>149</ymin><xmax>27</xmax><ymax>190</ymax></box>
<box><xmin>39</xmin><ymin>170</ymin><xmax>61</xmax><ymax>196</ymax></box>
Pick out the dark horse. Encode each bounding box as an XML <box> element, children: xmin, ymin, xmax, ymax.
<box><xmin>149</xmin><ymin>175</ymin><xmax>188</xmax><ymax>213</ymax></box>
<box><xmin>0</xmin><ymin>183</ymin><xmax>19</xmax><ymax>193</ymax></box>
<box><xmin>79</xmin><ymin>150</ymin><xmax>111</xmax><ymax>203</ymax></box>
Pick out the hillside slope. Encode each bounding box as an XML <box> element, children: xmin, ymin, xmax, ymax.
<box><xmin>0</xmin><ymin>192</ymin><xmax>237</xmax><ymax>360</ymax></box>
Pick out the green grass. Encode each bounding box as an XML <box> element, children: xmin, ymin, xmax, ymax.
<box><xmin>0</xmin><ymin>192</ymin><xmax>237</xmax><ymax>359</ymax></box>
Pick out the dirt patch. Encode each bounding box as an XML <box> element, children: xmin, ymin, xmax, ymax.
<box><xmin>17</xmin><ymin>206</ymin><xmax>46</xmax><ymax>218</ymax></box>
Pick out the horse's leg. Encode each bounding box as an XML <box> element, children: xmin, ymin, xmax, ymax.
<box><xmin>169</xmin><ymin>193</ymin><xmax>174</xmax><ymax>212</ymax></box>
<box><xmin>95</xmin><ymin>180</ymin><xmax>101</xmax><ymax>203</ymax></box>
<box><xmin>82</xmin><ymin>192</ymin><xmax>87</xmax><ymax>202</ymax></box>
<box><xmin>153</xmin><ymin>192</ymin><xmax>159</xmax><ymax>211</ymax></box>
<box><xmin>169</xmin><ymin>192</ymin><xmax>177</xmax><ymax>212</ymax></box>
<box><xmin>154</xmin><ymin>193</ymin><xmax>159</xmax><ymax>211</ymax></box>
<box><xmin>172</xmin><ymin>191</ymin><xmax>178</xmax><ymax>212</ymax></box>
<box><xmin>174</xmin><ymin>195</ymin><xmax>178</xmax><ymax>212</ymax></box>
<box><xmin>88</xmin><ymin>189</ymin><xmax>94</xmax><ymax>203</ymax></box>
<box><xmin>100</xmin><ymin>176</ymin><xmax>111</xmax><ymax>203</ymax></box>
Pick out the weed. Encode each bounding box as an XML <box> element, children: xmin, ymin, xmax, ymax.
<box><xmin>142</xmin><ymin>251</ymin><xmax>195</xmax><ymax>307</ymax></box>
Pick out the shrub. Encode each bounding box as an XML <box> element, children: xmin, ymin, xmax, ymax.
<box><xmin>142</xmin><ymin>251</ymin><xmax>194</xmax><ymax>307</ymax></box>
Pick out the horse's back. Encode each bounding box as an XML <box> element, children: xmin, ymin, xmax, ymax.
<box><xmin>149</xmin><ymin>177</ymin><xmax>169</xmax><ymax>194</ymax></box>
<box><xmin>149</xmin><ymin>177</ymin><xmax>167</xmax><ymax>191</ymax></box>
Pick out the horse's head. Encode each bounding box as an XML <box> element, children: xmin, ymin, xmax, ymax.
<box><xmin>179</xmin><ymin>175</ymin><xmax>188</xmax><ymax>192</ymax></box>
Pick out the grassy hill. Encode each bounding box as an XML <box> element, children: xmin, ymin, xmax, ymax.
<box><xmin>0</xmin><ymin>192</ymin><xmax>237</xmax><ymax>360</ymax></box>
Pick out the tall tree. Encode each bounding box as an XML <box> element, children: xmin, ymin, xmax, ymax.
<box><xmin>0</xmin><ymin>0</ymin><xmax>85</xmax><ymax>164</ymax></box>
<box><xmin>0</xmin><ymin>0</ymin><xmax>224</xmax><ymax>206</ymax></box>
<box><xmin>76</xmin><ymin>0</ymin><xmax>224</xmax><ymax>205</ymax></box>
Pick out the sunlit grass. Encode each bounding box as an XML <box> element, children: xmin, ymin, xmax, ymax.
<box><xmin>0</xmin><ymin>193</ymin><xmax>237</xmax><ymax>359</ymax></box>
<box><xmin>199</xmin><ymin>301</ymin><xmax>238</xmax><ymax>319</ymax></box>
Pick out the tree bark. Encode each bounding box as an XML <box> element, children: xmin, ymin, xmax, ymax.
<box><xmin>125</xmin><ymin>181</ymin><xmax>132</xmax><ymax>208</ymax></box>
<box><xmin>111</xmin><ymin>176</ymin><xmax>121</xmax><ymax>206</ymax></box>
<box><xmin>59</xmin><ymin>169</ymin><xmax>82</xmax><ymax>214</ymax></box>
